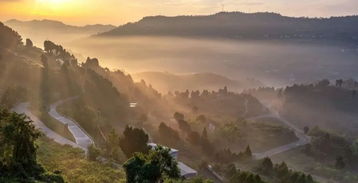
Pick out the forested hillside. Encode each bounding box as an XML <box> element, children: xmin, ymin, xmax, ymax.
<box><xmin>0</xmin><ymin>21</ymin><xmax>322</xmax><ymax>183</ymax></box>
<box><xmin>99</xmin><ymin>12</ymin><xmax>358</xmax><ymax>45</ymax></box>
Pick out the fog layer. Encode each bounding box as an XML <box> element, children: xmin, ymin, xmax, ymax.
<box><xmin>69</xmin><ymin>36</ymin><xmax>358</xmax><ymax>87</ymax></box>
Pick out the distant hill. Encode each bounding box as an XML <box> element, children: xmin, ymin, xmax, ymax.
<box><xmin>5</xmin><ymin>19</ymin><xmax>115</xmax><ymax>46</ymax></box>
<box><xmin>98</xmin><ymin>12</ymin><xmax>358</xmax><ymax>44</ymax></box>
<box><xmin>132</xmin><ymin>71</ymin><xmax>263</xmax><ymax>93</ymax></box>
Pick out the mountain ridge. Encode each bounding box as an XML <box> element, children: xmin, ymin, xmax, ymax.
<box><xmin>4</xmin><ymin>19</ymin><xmax>116</xmax><ymax>46</ymax></box>
<box><xmin>5</xmin><ymin>19</ymin><xmax>115</xmax><ymax>31</ymax></box>
<box><xmin>97</xmin><ymin>11</ymin><xmax>358</xmax><ymax>44</ymax></box>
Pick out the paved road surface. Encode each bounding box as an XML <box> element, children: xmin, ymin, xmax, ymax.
<box><xmin>12</xmin><ymin>103</ymin><xmax>83</xmax><ymax>151</ymax></box>
<box><xmin>49</xmin><ymin>97</ymin><xmax>94</xmax><ymax>150</ymax></box>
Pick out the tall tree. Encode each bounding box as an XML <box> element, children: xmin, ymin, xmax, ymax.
<box><xmin>0</xmin><ymin>109</ymin><xmax>64</xmax><ymax>182</ymax></box>
<box><xmin>245</xmin><ymin>145</ymin><xmax>252</xmax><ymax>158</ymax></box>
<box><xmin>123</xmin><ymin>146</ymin><xmax>180</xmax><ymax>183</ymax></box>
<box><xmin>119</xmin><ymin>126</ymin><xmax>150</xmax><ymax>158</ymax></box>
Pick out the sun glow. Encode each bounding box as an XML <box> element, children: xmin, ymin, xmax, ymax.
<box><xmin>37</xmin><ymin>0</ymin><xmax>71</xmax><ymax>5</ymax></box>
<box><xmin>35</xmin><ymin>0</ymin><xmax>73</xmax><ymax>9</ymax></box>
<box><xmin>30</xmin><ymin>0</ymin><xmax>83</xmax><ymax>18</ymax></box>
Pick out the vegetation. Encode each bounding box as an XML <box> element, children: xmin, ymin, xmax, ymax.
<box><xmin>119</xmin><ymin>125</ymin><xmax>150</xmax><ymax>158</ymax></box>
<box><xmin>37</xmin><ymin>137</ymin><xmax>126</xmax><ymax>183</ymax></box>
<box><xmin>225</xmin><ymin>164</ymin><xmax>265</xmax><ymax>183</ymax></box>
<box><xmin>98</xmin><ymin>12</ymin><xmax>358</xmax><ymax>44</ymax></box>
<box><xmin>304</xmin><ymin>127</ymin><xmax>358</xmax><ymax>170</ymax></box>
<box><xmin>123</xmin><ymin>146</ymin><xmax>180</xmax><ymax>183</ymax></box>
<box><xmin>158</xmin><ymin>122</ymin><xmax>181</xmax><ymax>146</ymax></box>
<box><xmin>2</xmin><ymin>19</ymin><xmax>355</xmax><ymax>183</ymax></box>
<box><xmin>257</xmin><ymin>158</ymin><xmax>315</xmax><ymax>183</ymax></box>
<box><xmin>256</xmin><ymin>157</ymin><xmax>316</xmax><ymax>183</ymax></box>
<box><xmin>0</xmin><ymin>22</ymin><xmax>22</xmax><ymax>50</ymax></box>
<box><xmin>0</xmin><ymin>108</ymin><xmax>64</xmax><ymax>182</ymax></box>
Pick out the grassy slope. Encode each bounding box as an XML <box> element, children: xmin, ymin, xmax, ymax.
<box><xmin>271</xmin><ymin>147</ymin><xmax>358</xmax><ymax>183</ymax></box>
<box><xmin>37</xmin><ymin>137</ymin><xmax>126</xmax><ymax>183</ymax></box>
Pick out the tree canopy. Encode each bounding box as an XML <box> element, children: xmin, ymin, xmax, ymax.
<box><xmin>123</xmin><ymin>146</ymin><xmax>180</xmax><ymax>183</ymax></box>
<box><xmin>119</xmin><ymin>125</ymin><xmax>150</xmax><ymax>158</ymax></box>
<box><xmin>0</xmin><ymin>108</ymin><xmax>64</xmax><ymax>182</ymax></box>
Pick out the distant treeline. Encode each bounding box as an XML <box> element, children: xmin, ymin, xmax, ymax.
<box><xmin>99</xmin><ymin>12</ymin><xmax>358</xmax><ymax>44</ymax></box>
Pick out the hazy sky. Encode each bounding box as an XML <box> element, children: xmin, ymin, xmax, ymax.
<box><xmin>1</xmin><ymin>0</ymin><xmax>358</xmax><ymax>25</ymax></box>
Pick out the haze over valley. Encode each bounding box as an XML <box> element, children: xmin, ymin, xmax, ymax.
<box><xmin>2</xmin><ymin>2</ymin><xmax>358</xmax><ymax>183</ymax></box>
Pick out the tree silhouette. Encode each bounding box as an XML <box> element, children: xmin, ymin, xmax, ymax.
<box><xmin>245</xmin><ymin>145</ymin><xmax>252</xmax><ymax>158</ymax></box>
<box><xmin>25</xmin><ymin>38</ymin><xmax>33</xmax><ymax>47</ymax></box>
<box><xmin>119</xmin><ymin>126</ymin><xmax>150</xmax><ymax>158</ymax></box>
<box><xmin>352</xmin><ymin>90</ymin><xmax>357</xmax><ymax>98</ymax></box>
<box><xmin>335</xmin><ymin>156</ymin><xmax>345</xmax><ymax>169</ymax></box>
<box><xmin>158</xmin><ymin>122</ymin><xmax>180</xmax><ymax>145</ymax></box>
<box><xmin>173</xmin><ymin>112</ymin><xmax>184</xmax><ymax>121</ymax></box>
<box><xmin>260</xmin><ymin>157</ymin><xmax>273</xmax><ymax>175</ymax></box>
<box><xmin>304</xmin><ymin>126</ymin><xmax>310</xmax><ymax>134</ymax></box>
<box><xmin>336</xmin><ymin>79</ymin><xmax>343</xmax><ymax>87</ymax></box>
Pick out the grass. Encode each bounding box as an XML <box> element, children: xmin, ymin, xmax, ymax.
<box><xmin>37</xmin><ymin>137</ymin><xmax>126</xmax><ymax>183</ymax></box>
<box><xmin>271</xmin><ymin>147</ymin><xmax>358</xmax><ymax>183</ymax></box>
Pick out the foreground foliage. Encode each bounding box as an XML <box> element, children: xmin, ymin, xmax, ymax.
<box><xmin>0</xmin><ymin>109</ymin><xmax>64</xmax><ymax>183</ymax></box>
<box><xmin>123</xmin><ymin>146</ymin><xmax>180</xmax><ymax>183</ymax></box>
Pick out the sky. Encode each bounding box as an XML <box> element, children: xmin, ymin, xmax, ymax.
<box><xmin>1</xmin><ymin>0</ymin><xmax>358</xmax><ymax>25</ymax></box>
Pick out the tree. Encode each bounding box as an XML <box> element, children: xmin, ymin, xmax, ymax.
<box><xmin>196</xmin><ymin>115</ymin><xmax>207</xmax><ymax>123</ymax></box>
<box><xmin>44</xmin><ymin>40</ymin><xmax>56</xmax><ymax>53</ymax></box>
<box><xmin>225</xmin><ymin>164</ymin><xmax>237</xmax><ymax>179</ymax></box>
<box><xmin>275</xmin><ymin>162</ymin><xmax>289</xmax><ymax>178</ymax></box>
<box><xmin>245</xmin><ymin>145</ymin><xmax>252</xmax><ymax>158</ymax></box>
<box><xmin>173</xmin><ymin>112</ymin><xmax>185</xmax><ymax>121</ymax></box>
<box><xmin>40</xmin><ymin>54</ymin><xmax>50</xmax><ymax>110</ymax></box>
<box><xmin>336</xmin><ymin>79</ymin><xmax>343</xmax><ymax>87</ymax></box>
<box><xmin>229</xmin><ymin>170</ymin><xmax>265</xmax><ymax>183</ymax></box>
<box><xmin>352</xmin><ymin>90</ymin><xmax>357</xmax><ymax>98</ymax></box>
<box><xmin>200</xmin><ymin>128</ymin><xmax>213</xmax><ymax>155</ymax></box>
<box><xmin>25</xmin><ymin>38</ymin><xmax>33</xmax><ymax>47</ymax></box>
<box><xmin>178</xmin><ymin>119</ymin><xmax>191</xmax><ymax>132</ymax></box>
<box><xmin>201</xmin><ymin>128</ymin><xmax>208</xmax><ymax>140</ymax></box>
<box><xmin>123</xmin><ymin>146</ymin><xmax>180</xmax><ymax>183</ymax></box>
<box><xmin>41</xmin><ymin>54</ymin><xmax>48</xmax><ymax>68</ymax></box>
<box><xmin>303</xmin><ymin>126</ymin><xmax>309</xmax><ymax>134</ymax></box>
<box><xmin>259</xmin><ymin>157</ymin><xmax>273</xmax><ymax>175</ymax></box>
<box><xmin>0</xmin><ymin>108</ymin><xmax>64</xmax><ymax>182</ymax></box>
<box><xmin>158</xmin><ymin>122</ymin><xmax>180</xmax><ymax>145</ymax></box>
<box><xmin>317</xmin><ymin>79</ymin><xmax>330</xmax><ymax>88</ymax></box>
<box><xmin>187</xmin><ymin>131</ymin><xmax>201</xmax><ymax>145</ymax></box>
<box><xmin>119</xmin><ymin>126</ymin><xmax>150</xmax><ymax>158</ymax></box>
<box><xmin>104</xmin><ymin>129</ymin><xmax>122</xmax><ymax>160</ymax></box>
<box><xmin>335</xmin><ymin>156</ymin><xmax>345</xmax><ymax>169</ymax></box>
<box><xmin>164</xmin><ymin>177</ymin><xmax>213</xmax><ymax>183</ymax></box>
<box><xmin>0</xmin><ymin>22</ymin><xmax>22</xmax><ymax>50</ymax></box>
<box><xmin>192</xmin><ymin>106</ymin><xmax>199</xmax><ymax>114</ymax></box>
<box><xmin>0</xmin><ymin>86</ymin><xmax>26</xmax><ymax>109</ymax></box>
<box><xmin>87</xmin><ymin>144</ymin><xmax>100</xmax><ymax>161</ymax></box>
<box><xmin>351</xmin><ymin>139</ymin><xmax>358</xmax><ymax>156</ymax></box>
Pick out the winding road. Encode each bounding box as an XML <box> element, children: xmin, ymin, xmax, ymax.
<box><xmin>48</xmin><ymin>97</ymin><xmax>94</xmax><ymax>151</ymax></box>
<box><xmin>12</xmin><ymin>103</ymin><xmax>84</xmax><ymax>151</ymax></box>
